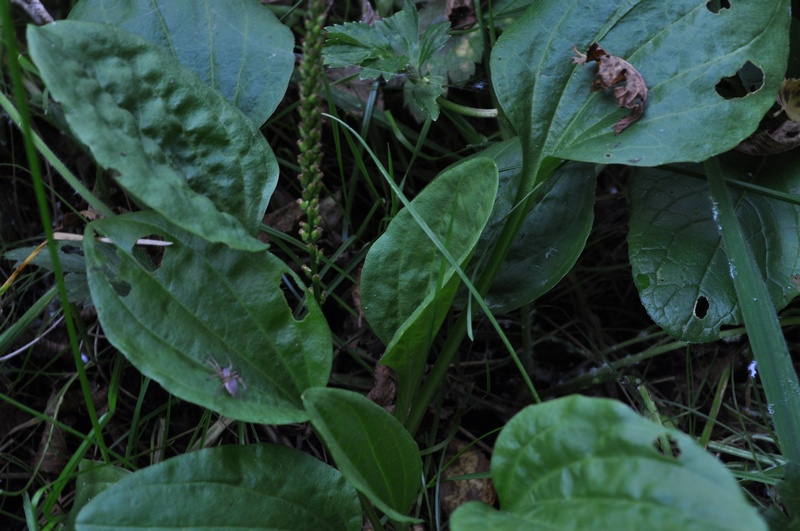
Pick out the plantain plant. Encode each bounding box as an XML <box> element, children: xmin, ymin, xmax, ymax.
<box><xmin>1</xmin><ymin>0</ymin><xmax>798</xmax><ymax>528</ymax></box>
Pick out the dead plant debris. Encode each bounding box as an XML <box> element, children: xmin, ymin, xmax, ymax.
<box><xmin>572</xmin><ymin>43</ymin><xmax>648</xmax><ymax>134</ymax></box>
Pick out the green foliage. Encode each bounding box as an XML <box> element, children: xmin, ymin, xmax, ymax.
<box><xmin>84</xmin><ymin>211</ymin><xmax>332</xmax><ymax>424</ymax></box>
<box><xmin>27</xmin><ymin>21</ymin><xmax>277</xmax><ymax>250</ymax></box>
<box><xmin>324</xmin><ymin>0</ymin><xmax>450</xmax><ymax>119</ymax></box>
<box><xmin>629</xmin><ymin>156</ymin><xmax>800</xmax><ymax>342</ymax></box>
<box><xmin>451</xmin><ymin>396</ymin><xmax>768</xmax><ymax>530</ymax></box>
<box><xmin>4</xmin><ymin>0</ymin><xmax>799</xmax><ymax>528</ymax></box>
<box><xmin>303</xmin><ymin>388</ymin><xmax>423</xmax><ymax>524</ymax></box>
<box><xmin>74</xmin><ymin>445</ymin><xmax>361</xmax><ymax>530</ymax></box>
<box><xmin>491</xmin><ymin>0</ymin><xmax>789</xmax><ymax>167</ymax></box>
<box><xmin>68</xmin><ymin>0</ymin><xmax>295</xmax><ymax>127</ymax></box>
<box><xmin>360</xmin><ymin>157</ymin><xmax>498</xmax><ymax>416</ymax></box>
<box><xmin>461</xmin><ymin>139</ymin><xmax>597</xmax><ymax>313</ymax></box>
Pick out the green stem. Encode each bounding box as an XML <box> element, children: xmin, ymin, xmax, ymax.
<box><xmin>437</xmin><ymin>97</ymin><xmax>498</xmax><ymax>118</ymax></box>
<box><xmin>704</xmin><ymin>156</ymin><xmax>800</xmax><ymax>464</ymax></box>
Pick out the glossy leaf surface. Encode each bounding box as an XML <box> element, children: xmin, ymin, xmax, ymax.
<box><xmin>28</xmin><ymin>21</ymin><xmax>276</xmax><ymax>251</ymax></box>
<box><xmin>451</xmin><ymin>395</ymin><xmax>767</xmax><ymax>530</ymax></box>
<box><xmin>629</xmin><ymin>155</ymin><xmax>800</xmax><ymax>341</ymax></box>
<box><xmin>84</xmin><ymin>212</ymin><xmax>331</xmax><ymax>424</ymax></box>
<box><xmin>76</xmin><ymin>445</ymin><xmax>361</xmax><ymax>530</ymax></box>
<box><xmin>68</xmin><ymin>0</ymin><xmax>294</xmax><ymax>127</ymax></box>
<box><xmin>303</xmin><ymin>387</ymin><xmax>423</xmax><ymax>524</ymax></box>
<box><xmin>491</xmin><ymin>0</ymin><xmax>790</xmax><ymax>167</ymax></box>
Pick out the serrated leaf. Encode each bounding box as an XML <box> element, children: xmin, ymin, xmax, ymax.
<box><xmin>360</xmin><ymin>158</ymin><xmax>498</xmax><ymax>414</ymax></box>
<box><xmin>68</xmin><ymin>0</ymin><xmax>295</xmax><ymax>127</ymax></box>
<box><xmin>84</xmin><ymin>212</ymin><xmax>331</xmax><ymax>424</ymax></box>
<box><xmin>75</xmin><ymin>445</ymin><xmax>361</xmax><ymax>530</ymax></box>
<box><xmin>303</xmin><ymin>388</ymin><xmax>423</xmax><ymax>524</ymax></box>
<box><xmin>451</xmin><ymin>395</ymin><xmax>767</xmax><ymax>530</ymax></box>
<box><xmin>27</xmin><ymin>21</ymin><xmax>277</xmax><ymax>251</ymax></box>
<box><xmin>491</xmin><ymin>0</ymin><xmax>790</xmax><ymax>168</ymax></box>
<box><xmin>324</xmin><ymin>0</ymin><xmax>449</xmax><ymax>119</ymax></box>
<box><xmin>460</xmin><ymin>139</ymin><xmax>596</xmax><ymax>313</ymax></box>
<box><xmin>628</xmin><ymin>154</ymin><xmax>800</xmax><ymax>342</ymax></box>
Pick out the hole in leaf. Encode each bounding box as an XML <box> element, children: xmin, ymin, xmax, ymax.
<box><xmin>130</xmin><ymin>233</ymin><xmax>170</xmax><ymax>273</ymax></box>
<box><xmin>111</xmin><ymin>279</ymin><xmax>131</xmax><ymax>297</ymax></box>
<box><xmin>280</xmin><ymin>273</ymin><xmax>309</xmax><ymax>320</ymax></box>
<box><xmin>653</xmin><ymin>434</ymin><xmax>682</xmax><ymax>458</ymax></box>
<box><xmin>715</xmin><ymin>61</ymin><xmax>764</xmax><ymax>99</ymax></box>
<box><xmin>705</xmin><ymin>0</ymin><xmax>731</xmax><ymax>14</ymax></box>
<box><xmin>693</xmin><ymin>296</ymin><xmax>709</xmax><ymax>319</ymax></box>
<box><xmin>61</xmin><ymin>245</ymin><xmax>81</xmax><ymax>255</ymax></box>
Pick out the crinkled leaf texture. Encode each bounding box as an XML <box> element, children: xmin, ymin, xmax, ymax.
<box><xmin>84</xmin><ymin>212</ymin><xmax>331</xmax><ymax>424</ymax></box>
<box><xmin>75</xmin><ymin>444</ymin><xmax>361</xmax><ymax>530</ymax></box>
<box><xmin>460</xmin><ymin>139</ymin><xmax>596</xmax><ymax>313</ymax></box>
<box><xmin>491</xmin><ymin>0</ymin><xmax>790</xmax><ymax>167</ymax></box>
<box><xmin>27</xmin><ymin>21</ymin><xmax>277</xmax><ymax>251</ymax></box>
<box><xmin>451</xmin><ymin>395</ymin><xmax>767</xmax><ymax>531</ymax></box>
<box><xmin>629</xmin><ymin>154</ymin><xmax>800</xmax><ymax>342</ymax></box>
<box><xmin>68</xmin><ymin>0</ymin><xmax>294</xmax><ymax>127</ymax></box>
<box><xmin>303</xmin><ymin>388</ymin><xmax>423</xmax><ymax>524</ymax></box>
<box><xmin>360</xmin><ymin>157</ymin><xmax>498</xmax><ymax>414</ymax></box>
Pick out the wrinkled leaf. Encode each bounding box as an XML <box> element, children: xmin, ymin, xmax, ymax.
<box><xmin>68</xmin><ymin>0</ymin><xmax>294</xmax><ymax>127</ymax></box>
<box><xmin>460</xmin><ymin>139</ymin><xmax>596</xmax><ymax>313</ymax></box>
<box><xmin>451</xmin><ymin>395</ymin><xmax>767</xmax><ymax>530</ymax></box>
<box><xmin>491</xmin><ymin>0</ymin><xmax>790</xmax><ymax>167</ymax></box>
<box><xmin>28</xmin><ymin>21</ymin><xmax>277</xmax><ymax>251</ymax></box>
<box><xmin>360</xmin><ymin>158</ymin><xmax>498</xmax><ymax>413</ymax></box>
<box><xmin>68</xmin><ymin>0</ymin><xmax>295</xmax><ymax>126</ymax></box>
<box><xmin>75</xmin><ymin>445</ymin><xmax>361</xmax><ymax>530</ymax></box>
<box><xmin>303</xmin><ymin>387</ymin><xmax>423</xmax><ymax>524</ymax></box>
<box><xmin>84</xmin><ymin>212</ymin><xmax>331</xmax><ymax>424</ymax></box>
<box><xmin>629</xmin><ymin>154</ymin><xmax>800</xmax><ymax>342</ymax></box>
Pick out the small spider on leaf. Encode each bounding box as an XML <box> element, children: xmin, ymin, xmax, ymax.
<box><xmin>207</xmin><ymin>354</ymin><xmax>247</xmax><ymax>397</ymax></box>
<box><xmin>572</xmin><ymin>43</ymin><xmax>648</xmax><ymax>134</ymax></box>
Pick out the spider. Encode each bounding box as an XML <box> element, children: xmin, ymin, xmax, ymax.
<box><xmin>206</xmin><ymin>354</ymin><xmax>247</xmax><ymax>397</ymax></box>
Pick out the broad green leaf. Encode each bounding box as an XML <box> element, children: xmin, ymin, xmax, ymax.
<box><xmin>491</xmin><ymin>0</ymin><xmax>790</xmax><ymax>168</ymax></box>
<box><xmin>462</xmin><ymin>139</ymin><xmax>596</xmax><ymax>313</ymax></box>
<box><xmin>451</xmin><ymin>395</ymin><xmax>767</xmax><ymax>530</ymax></box>
<box><xmin>303</xmin><ymin>387</ymin><xmax>423</xmax><ymax>524</ymax></box>
<box><xmin>68</xmin><ymin>0</ymin><xmax>294</xmax><ymax>127</ymax></box>
<box><xmin>66</xmin><ymin>460</ymin><xmax>131</xmax><ymax>530</ymax></box>
<box><xmin>360</xmin><ymin>158</ymin><xmax>498</xmax><ymax>414</ymax></box>
<box><xmin>84</xmin><ymin>212</ymin><xmax>331</xmax><ymax>424</ymax></box>
<box><xmin>27</xmin><ymin>21</ymin><xmax>277</xmax><ymax>251</ymax></box>
<box><xmin>629</xmin><ymin>154</ymin><xmax>800</xmax><ymax>342</ymax></box>
<box><xmin>361</xmin><ymin>157</ymin><xmax>498</xmax><ymax>343</ymax></box>
<box><xmin>75</xmin><ymin>444</ymin><xmax>361</xmax><ymax>530</ymax></box>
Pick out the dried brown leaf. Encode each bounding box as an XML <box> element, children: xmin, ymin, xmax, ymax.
<box><xmin>572</xmin><ymin>43</ymin><xmax>648</xmax><ymax>134</ymax></box>
<box><xmin>439</xmin><ymin>439</ymin><xmax>496</xmax><ymax>517</ymax></box>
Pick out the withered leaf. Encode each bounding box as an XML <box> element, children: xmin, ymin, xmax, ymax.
<box><xmin>572</xmin><ymin>43</ymin><xmax>648</xmax><ymax>134</ymax></box>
